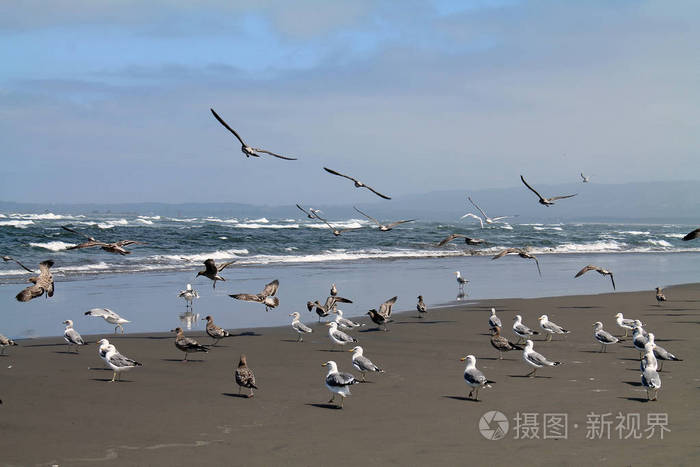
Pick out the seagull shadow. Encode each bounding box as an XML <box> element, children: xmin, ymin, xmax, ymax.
<box><xmin>231</xmin><ymin>332</ymin><xmax>262</xmax><ymax>337</ymax></box>
<box><xmin>623</xmin><ymin>381</ymin><xmax>642</xmax><ymax>387</ymax></box>
<box><xmin>442</xmin><ymin>395</ymin><xmax>480</xmax><ymax>402</ymax></box>
<box><xmin>162</xmin><ymin>358</ymin><xmax>206</xmax><ymax>363</ymax></box>
<box><xmin>91</xmin><ymin>378</ymin><xmax>134</xmax><ymax>383</ymax></box>
<box><xmin>508</xmin><ymin>374</ymin><xmax>552</xmax><ymax>379</ymax></box>
<box><xmin>221</xmin><ymin>393</ymin><xmax>251</xmax><ymax>399</ymax></box>
<box><xmin>306</xmin><ymin>403</ymin><xmax>342</xmax><ymax>410</ymax></box>
<box><xmin>280</xmin><ymin>339</ymin><xmax>301</xmax><ymax>343</ymax></box>
<box><xmin>358</xmin><ymin>328</ymin><xmax>387</xmax><ymax>333</ymax></box>
<box><xmin>316</xmin><ymin>349</ymin><xmax>350</xmax><ymax>353</ymax></box>
<box><xmin>88</xmin><ymin>367</ymin><xmax>111</xmax><ymax>371</ymax></box>
<box><xmin>672</xmin><ymin>321</ymin><xmax>700</xmax><ymax>325</ymax></box>
<box><xmin>557</xmin><ymin>306</ymin><xmax>601</xmax><ymax>310</ymax></box>
<box><xmin>23</xmin><ymin>343</ymin><xmax>65</xmax><ymax>348</ymax></box>
<box><xmin>580</xmin><ymin>350</ymin><xmax>610</xmax><ymax>354</ymax></box>
<box><xmin>618</xmin><ymin>396</ymin><xmax>652</xmax><ymax>403</ymax></box>
<box><xmin>393</xmin><ymin>320</ymin><xmax>456</xmax><ymax>325</ymax></box>
<box><xmin>53</xmin><ymin>351</ymin><xmax>80</xmax><ymax>355</ymax></box>
<box><xmin>618</xmin><ymin>358</ymin><xmax>641</xmax><ymax>362</ymax></box>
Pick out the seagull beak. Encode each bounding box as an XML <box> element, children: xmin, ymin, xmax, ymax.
<box><xmin>460</xmin><ymin>357</ymin><xmax>466</xmax><ymax>361</ymax></box>
<box><xmin>321</xmin><ymin>362</ymin><xmax>328</xmax><ymax>367</ymax></box>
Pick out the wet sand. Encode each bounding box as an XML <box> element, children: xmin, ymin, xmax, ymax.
<box><xmin>1</xmin><ymin>284</ymin><xmax>699</xmax><ymax>466</ymax></box>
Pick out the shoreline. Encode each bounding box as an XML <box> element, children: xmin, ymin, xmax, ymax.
<box><xmin>1</xmin><ymin>284</ymin><xmax>699</xmax><ymax>465</ymax></box>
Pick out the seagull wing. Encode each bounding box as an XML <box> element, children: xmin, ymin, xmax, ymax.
<box><xmin>61</xmin><ymin>225</ymin><xmax>97</xmax><ymax>242</ymax></box>
<box><xmin>210</xmin><ymin>108</ymin><xmax>247</xmax><ymax>146</ymax></box>
<box><xmin>2</xmin><ymin>256</ymin><xmax>36</xmax><ymax>273</ymax></box>
<box><xmin>379</xmin><ymin>296</ymin><xmax>398</xmax><ymax>317</ymax></box>
<box><xmin>609</xmin><ymin>274</ymin><xmax>616</xmax><ymax>291</ymax></box>
<box><xmin>296</xmin><ymin>204</ymin><xmax>313</xmax><ymax>217</ymax></box>
<box><xmin>574</xmin><ymin>265</ymin><xmax>597</xmax><ymax>277</ymax></box>
<box><xmin>229</xmin><ymin>293</ymin><xmax>264</xmax><ymax>303</ymax></box>
<box><xmin>16</xmin><ymin>283</ymin><xmax>46</xmax><ymax>302</ymax></box>
<box><xmin>468</xmin><ymin>197</ymin><xmax>489</xmax><ymax>219</ymax></box>
<box><xmin>66</xmin><ymin>240</ymin><xmax>105</xmax><ymax>250</ymax></box>
<box><xmin>203</xmin><ymin>259</ymin><xmax>218</xmax><ymax>274</ymax></box>
<box><xmin>353</xmin><ymin>206</ymin><xmax>381</xmax><ymax>226</ymax></box>
<box><xmin>460</xmin><ymin>213</ymin><xmax>484</xmax><ymax>228</ymax></box>
<box><xmin>520</xmin><ymin>175</ymin><xmax>545</xmax><ymax>201</ymax></box>
<box><xmin>251</xmin><ymin>148</ymin><xmax>297</xmax><ymax>160</ymax></box>
<box><xmin>217</xmin><ymin>260</ymin><xmax>236</xmax><ymax>272</ymax></box>
<box><xmin>437</xmin><ymin>233</ymin><xmax>465</xmax><ymax>247</ymax></box>
<box><xmin>548</xmin><ymin>194</ymin><xmax>577</xmax><ymax>201</ymax></box>
<box><xmin>492</xmin><ymin>248</ymin><xmax>518</xmax><ymax>260</ymax></box>
<box><xmin>363</xmin><ymin>184</ymin><xmax>391</xmax><ymax>200</ymax></box>
<box><xmin>260</xmin><ymin>279</ymin><xmax>279</xmax><ymax>297</ymax></box>
<box><xmin>682</xmin><ymin>228</ymin><xmax>700</xmax><ymax>241</ymax></box>
<box><xmin>323</xmin><ymin>167</ymin><xmax>357</xmax><ymax>183</ymax></box>
<box><xmin>384</xmin><ymin>219</ymin><xmax>416</xmax><ymax>229</ymax></box>
<box><xmin>85</xmin><ymin>308</ymin><xmax>121</xmax><ymax>320</ymax></box>
<box><xmin>114</xmin><ymin>240</ymin><xmax>145</xmax><ymax>247</ymax></box>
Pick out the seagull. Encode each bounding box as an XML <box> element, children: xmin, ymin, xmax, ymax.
<box><xmin>641</xmin><ymin>346</ymin><xmax>661</xmax><ymax>401</ymax></box>
<box><xmin>488</xmin><ymin>308</ymin><xmax>502</xmax><ymax>333</ymax></box>
<box><xmin>13</xmin><ymin>259</ymin><xmax>55</xmax><ymax>302</ymax></box>
<box><xmin>296</xmin><ymin>204</ymin><xmax>322</xmax><ymax>219</ymax></box>
<box><xmin>367</xmin><ymin>309</ymin><xmax>390</xmax><ymax>331</ymax></box>
<box><xmin>512</xmin><ymin>315</ymin><xmax>539</xmax><ymax>344</ymax></box>
<box><xmin>210</xmin><ymin>108</ymin><xmax>297</xmax><ymax>160</ymax></box>
<box><xmin>416</xmin><ymin>295</ymin><xmax>427</xmax><ymax>318</ymax></box>
<box><xmin>96</xmin><ymin>339</ymin><xmax>142</xmax><ymax>382</ymax></box>
<box><xmin>593</xmin><ymin>321</ymin><xmax>618</xmax><ymax>352</ymax></box>
<box><xmin>316</xmin><ymin>216</ymin><xmax>362</xmax><ymax>237</ymax></box>
<box><xmin>454</xmin><ymin>271</ymin><xmax>469</xmax><ymax>291</ymax></box>
<box><xmin>574</xmin><ymin>265</ymin><xmax>615</xmax><ymax>291</ymax></box>
<box><xmin>522</xmin><ymin>340</ymin><xmax>561</xmax><ymax>377</ymax></box>
<box><xmin>632</xmin><ymin>326</ymin><xmax>649</xmax><ymax>357</ymax></box>
<box><xmin>614</xmin><ymin>313</ymin><xmax>640</xmax><ymax>337</ymax></box>
<box><xmin>307</xmin><ymin>295</ymin><xmax>353</xmax><ymax>321</ymax></box>
<box><xmin>640</xmin><ymin>340</ymin><xmax>657</xmax><ymax>372</ymax></box>
<box><xmin>196</xmin><ymin>258</ymin><xmax>236</xmax><ymax>289</ymax></box>
<box><xmin>171</xmin><ymin>327</ymin><xmax>209</xmax><ymax>361</ymax></box>
<box><xmin>520</xmin><ymin>175</ymin><xmax>577</xmax><ymax>206</ymax></box>
<box><xmin>538</xmin><ymin>315</ymin><xmax>570</xmax><ymax>341</ymax></box>
<box><xmin>580</xmin><ymin>173</ymin><xmax>591</xmax><ymax>183</ymax></box>
<box><xmin>461</xmin><ymin>196</ymin><xmax>513</xmax><ymax>228</ymax></box>
<box><xmin>84</xmin><ymin>308</ymin><xmax>130</xmax><ymax>334</ymax></box>
<box><xmin>178</xmin><ymin>284</ymin><xmax>199</xmax><ymax>309</ymax></box>
<box><xmin>0</xmin><ymin>334</ymin><xmax>18</xmax><ymax>355</ymax></box>
<box><xmin>460</xmin><ymin>355</ymin><xmax>493</xmax><ymax>400</ymax></box>
<box><xmin>353</xmin><ymin>206</ymin><xmax>415</xmax><ymax>231</ymax></box>
<box><xmin>327</xmin><ymin>322</ymin><xmax>357</xmax><ymax>350</ymax></box>
<box><xmin>490</xmin><ymin>326</ymin><xmax>522</xmax><ymax>359</ymax></box>
<box><xmin>229</xmin><ymin>279</ymin><xmax>280</xmax><ymax>311</ymax></box>
<box><xmin>334</xmin><ymin>309</ymin><xmax>363</xmax><ymax>330</ymax></box>
<box><xmin>61</xmin><ymin>226</ymin><xmax>145</xmax><ymax>255</ymax></box>
<box><xmin>492</xmin><ymin>248</ymin><xmax>541</xmax><ymax>277</ymax></box>
<box><xmin>62</xmin><ymin>320</ymin><xmax>85</xmax><ymax>353</ymax></box>
<box><xmin>366</xmin><ymin>296</ymin><xmax>396</xmax><ymax>331</ymax></box>
<box><xmin>321</xmin><ymin>360</ymin><xmax>358</xmax><ymax>408</ymax></box>
<box><xmin>349</xmin><ymin>346</ymin><xmax>384</xmax><ymax>382</ymax></box>
<box><xmin>436</xmin><ymin>234</ymin><xmax>486</xmax><ymax>247</ymax></box>
<box><xmin>655</xmin><ymin>287</ymin><xmax>667</xmax><ymax>305</ymax></box>
<box><xmin>323</xmin><ymin>167</ymin><xmax>391</xmax><ymax>199</ymax></box>
<box><xmin>235</xmin><ymin>354</ymin><xmax>258</xmax><ymax>397</ymax></box>
<box><xmin>330</xmin><ymin>283</ymin><xmax>338</xmax><ymax>296</ymax></box>
<box><xmin>203</xmin><ymin>315</ymin><xmax>231</xmax><ymax>346</ymax></box>
<box><xmin>289</xmin><ymin>312</ymin><xmax>313</xmax><ymax>342</ymax></box>
<box><xmin>2</xmin><ymin>255</ymin><xmax>35</xmax><ymax>273</ymax></box>
<box><xmin>682</xmin><ymin>228</ymin><xmax>700</xmax><ymax>241</ymax></box>
<box><xmin>647</xmin><ymin>333</ymin><xmax>682</xmax><ymax>371</ymax></box>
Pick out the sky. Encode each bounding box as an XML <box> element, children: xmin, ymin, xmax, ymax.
<box><xmin>1</xmin><ymin>0</ymin><xmax>698</xmax><ymax>205</ymax></box>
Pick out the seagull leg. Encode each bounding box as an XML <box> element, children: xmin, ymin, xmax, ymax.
<box><xmin>110</xmin><ymin>371</ymin><xmax>117</xmax><ymax>382</ymax></box>
<box><xmin>526</xmin><ymin>368</ymin><xmax>537</xmax><ymax>378</ymax></box>
<box><xmin>339</xmin><ymin>396</ymin><xmax>344</xmax><ymax>409</ymax></box>
<box><xmin>658</xmin><ymin>361</ymin><xmax>664</xmax><ymax>372</ymax></box>
<box><xmin>114</xmin><ymin>325</ymin><xmax>118</xmax><ymax>334</ymax></box>
<box><xmin>475</xmin><ymin>388</ymin><xmax>480</xmax><ymax>401</ymax></box>
<box><xmin>239</xmin><ymin>386</ymin><xmax>242</xmax><ymax>395</ymax></box>
<box><xmin>328</xmin><ymin>393</ymin><xmax>335</xmax><ymax>404</ymax></box>
<box><xmin>498</xmin><ymin>351</ymin><xmax>503</xmax><ymax>360</ymax></box>
<box><xmin>248</xmin><ymin>388</ymin><xmax>254</xmax><ymax>398</ymax></box>
<box><xmin>546</xmin><ymin>333</ymin><xmax>552</xmax><ymax>342</ymax></box>
<box><xmin>183</xmin><ymin>352</ymin><xmax>188</xmax><ymax>362</ymax></box>
<box><xmin>361</xmin><ymin>373</ymin><xmax>366</xmax><ymax>382</ymax></box>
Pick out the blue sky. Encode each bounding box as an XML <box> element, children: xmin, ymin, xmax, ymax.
<box><xmin>1</xmin><ymin>0</ymin><xmax>698</xmax><ymax>204</ymax></box>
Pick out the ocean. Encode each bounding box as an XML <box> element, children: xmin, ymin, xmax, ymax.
<box><xmin>1</xmin><ymin>211</ymin><xmax>698</xmax><ymax>338</ymax></box>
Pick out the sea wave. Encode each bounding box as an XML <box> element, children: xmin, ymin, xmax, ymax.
<box><xmin>8</xmin><ymin>213</ymin><xmax>83</xmax><ymax>220</ymax></box>
<box><xmin>153</xmin><ymin>248</ymin><xmax>250</xmax><ymax>263</ymax></box>
<box><xmin>29</xmin><ymin>241</ymin><xmax>76</xmax><ymax>251</ymax></box>
<box><xmin>234</xmin><ymin>223</ymin><xmax>300</xmax><ymax>229</ymax></box>
<box><xmin>0</xmin><ymin>220</ymin><xmax>34</xmax><ymax>228</ymax></box>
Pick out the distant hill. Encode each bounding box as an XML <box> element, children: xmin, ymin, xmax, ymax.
<box><xmin>2</xmin><ymin>180</ymin><xmax>699</xmax><ymax>223</ymax></box>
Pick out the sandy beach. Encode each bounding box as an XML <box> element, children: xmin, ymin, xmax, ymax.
<box><xmin>1</xmin><ymin>284</ymin><xmax>699</xmax><ymax>466</ymax></box>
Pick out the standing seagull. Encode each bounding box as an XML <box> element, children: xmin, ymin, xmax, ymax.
<box><xmin>512</xmin><ymin>315</ymin><xmax>539</xmax><ymax>344</ymax></box>
<box><xmin>681</xmin><ymin>228</ymin><xmax>700</xmax><ymax>241</ymax></box>
<box><xmin>416</xmin><ymin>295</ymin><xmax>427</xmax><ymax>318</ymax></box>
<box><xmin>334</xmin><ymin>309</ymin><xmax>363</xmax><ymax>331</ymax></box>
<box><xmin>655</xmin><ymin>287</ymin><xmax>667</xmax><ymax>305</ymax></box>
<box><xmin>367</xmin><ymin>309</ymin><xmax>390</xmax><ymax>331</ymax></box>
<box><xmin>614</xmin><ymin>312</ymin><xmax>640</xmax><ymax>337</ymax></box>
<box><xmin>171</xmin><ymin>327</ymin><xmax>209</xmax><ymax>361</ymax></box>
<box><xmin>321</xmin><ymin>361</ymin><xmax>357</xmax><ymax>408</ymax></box>
<box><xmin>3</xmin><ymin>257</ymin><xmax>55</xmax><ymax>302</ymax></box>
<box><xmin>520</xmin><ymin>175</ymin><xmax>577</xmax><ymax>206</ymax></box>
<box><xmin>96</xmin><ymin>339</ymin><xmax>142</xmax><ymax>382</ymax></box>
<box><xmin>580</xmin><ymin>173</ymin><xmax>591</xmax><ymax>183</ymax></box>
<box><xmin>460</xmin><ymin>355</ymin><xmax>493</xmax><ymax>400</ymax></box>
<box><xmin>0</xmin><ymin>334</ymin><xmax>18</xmax><ymax>355</ymax></box>
<box><xmin>647</xmin><ymin>333</ymin><xmax>682</xmax><ymax>371</ymax></box>
<box><xmin>349</xmin><ymin>346</ymin><xmax>384</xmax><ymax>382</ymax></box>
<box><xmin>367</xmin><ymin>296</ymin><xmax>397</xmax><ymax>330</ymax></box>
<box><xmin>522</xmin><ymin>340</ymin><xmax>562</xmax><ymax>377</ymax></box>
<box><xmin>454</xmin><ymin>271</ymin><xmax>469</xmax><ymax>291</ymax></box>
<box><xmin>203</xmin><ymin>315</ymin><xmax>231</xmax><ymax>346</ymax></box>
<box><xmin>196</xmin><ymin>258</ymin><xmax>236</xmax><ymax>289</ymax></box>
<box><xmin>289</xmin><ymin>312</ymin><xmax>313</xmax><ymax>342</ymax></box>
<box><xmin>229</xmin><ymin>279</ymin><xmax>280</xmax><ymax>311</ymax></box>
<box><xmin>538</xmin><ymin>315</ymin><xmax>570</xmax><ymax>341</ymax></box>
<box><xmin>178</xmin><ymin>284</ymin><xmax>199</xmax><ymax>309</ymax></box>
<box><xmin>62</xmin><ymin>320</ymin><xmax>85</xmax><ymax>353</ymax></box>
<box><xmin>61</xmin><ymin>226</ymin><xmax>145</xmax><ymax>255</ymax></box>
<box><xmin>490</xmin><ymin>327</ymin><xmax>523</xmax><ymax>360</ymax></box>
<box><xmin>436</xmin><ymin>234</ymin><xmax>486</xmax><ymax>247</ymax></box>
<box><xmin>327</xmin><ymin>322</ymin><xmax>357</xmax><ymax>350</ymax></box>
<box><xmin>235</xmin><ymin>354</ymin><xmax>258</xmax><ymax>397</ymax></box>
<box><xmin>84</xmin><ymin>308</ymin><xmax>130</xmax><ymax>334</ymax></box>
<box><xmin>574</xmin><ymin>265</ymin><xmax>615</xmax><ymax>291</ymax></box>
<box><xmin>492</xmin><ymin>248</ymin><xmax>542</xmax><ymax>277</ymax></box>
<box><xmin>210</xmin><ymin>108</ymin><xmax>296</xmax><ymax>160</ymax></box>
<box><xmin>592</xmin><ymin>322</ymin><xmax>619</xmax><ymax>352</ymax></box>
<box><xmin>641</xmin><ymin>346</ymin><xmax>661</xmax><ymax>401</ymax></box>
<box><xmin>461</xmin><ymin>196</ymin><xmax>513</xmax><ymax>228</ymax></box>
<box><xmin>323</xmin><ymin>167</ymin><xmax>391</xmax><ymax>200</ymax></box>
<box><xmin>353</xmin><ymin>206</ymin><xmax>415</xmax><ymax>231</ymax></box>
<box><xmin>488</xmin><ymin>308</ymin><xmax>502</xmax><ymax>334</ymax></box>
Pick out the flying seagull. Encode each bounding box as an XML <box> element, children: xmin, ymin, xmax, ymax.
<box><xmin>520</xmin><ymin>175</ymin><xmax>577</xmax><ymax>206</ymax></box>
<box><xmin>353</xmin><ymin>206</ymin><xmax>414</xmax><ymax>231</ymax></box>
<box><xmin>178</xmin><ymin>283</ymin><xmax>199</xmax><ymax>309</ymax></box>
<box><xmin>436</xmin><ymin>234</ymin><xmax>485</xmax><ymax>247</ymax></box>
<box><xmin>210</xmin><ymin>108</ymin><xmax>297</xmax><ymax>160</ymax></box>
<box><xmin>492</xmin><ymin>248</ymin><xmax>542</xmax><ymax>277</ymax></box>
<box><xmin>682</xmin><ymin>228</ymin><xmax>700</xmax><ymax>241</ymax></box>
<box><xmin>296</xmin><ymin>204</ymin><xmax>322</xmax><ymax>219</ymax></box>
<box><xmin>461</xmin><ymin>196</ymin><xmax>513</xmax><ymax>228</ymax></box>
<box><xmin>85</xmin><ymin>308</ymin><xmax>130</xmax><ymax>334</ymax></box>
<box><xmin>308</xmin><ymin>295</ymin><xmax>353</xmax><ymax>321</ymax></box>
<box><xmin>580</xmin><ymin>173</ymin><xmax>591</xmax><ymax>183</ymax></box>
<box><xmin>323</xmin><ymin>167</ymin><xmax>391</xmax><ymax>199</ymax></box>
<box><xmin>6</xmin><ymin>258</ymin><xmax>55</xmax><ymax>302</ymax></box>
<box><xmin>196</xmin><ymin>258</ymin><xmax>236</xmax><ymax>289</ymax></box>
<box><xmin>61</xmin><ymin>226</ymin><xmax>145</xmax><ymax>255</ymax></box>
<box><xmin>229</xmin><ymin>279</ymin><xmax>280</xmax><ymax>311</ymax></box>
<box><xmin>317</xmin><ymin>217</ymin><xmax>362</xmax><ymax>237</ymax></box>
<box><xmin>574</xmin><ymin>265</ymin><xmax>615</xmax><ymax>291</ymax></box>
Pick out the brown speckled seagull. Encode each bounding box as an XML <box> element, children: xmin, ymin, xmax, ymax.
<box><xmin>235</xmin><ymin>354</ymin><xmax>258</xmax><ymax>397</ymax></box>
<box><xmin>203</xmin><ymin>315</ymin><xmax>231</xmax><ymax>346</ymax></box>
<box><xmin>171</xmin><ymin>327</ymin><xmax>209</xmax><ymax>361</ymax></box>
<box><xmin>492</xmin><ymin>248</ymin><xmax>542</xmax><ymax>277</ymax></box>
<box><xmin>5</xmin><ymin>258</ymin><xmax>55</xmax><ymax>302</ymax></box>
<box><xmin>229</xmin><ymin>279</ymin><xmax>280</xmax><ymax>311</ymax></box>
<box><xmin>196</xmin><ymin>258</ymin><xmax>236</xmax><ymax>289</ymax></box>
<box><xmin>61</xmin><ymin>226</ymin><xmax>144</xmax><ymax>255</ymax></box>
<box><xmin>575</xmin><ymin>265</ymin><xmax>615</xmax><ymax>291</ymax></box>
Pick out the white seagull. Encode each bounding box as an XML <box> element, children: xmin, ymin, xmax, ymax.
<box><xmin>334</xmin><ymin>309</ymin><xmax>363</xmax><ymax>331</ymax></box>
<box><xmin>460</xmin><ymin>355</ymin><xmax>493</xmax><ymax>400</ymax></box>
<box><xmin>96</xmin><ymin>339</ymin><xmax>142</xmax><ymax>382</ymax></box>
<box><xmin>632</xmin><ymin>325</ymin><xmax>649</xmax><ymax>356</ymax></box>
<box><xmin>84</xmin><ymin>308</ymin><xmax>130</xmax><ymax>334</ymax></box>
<box><xmin>641</xmin><ymin>345</ymin><xmax>661</xmax><ymax>401</ymax></box>
<box><xmin>522</xmin><ymin>340</ymin><xmax>562</xmax><ymax>377</ymax></box>
<box><xmin>647</xmin><ymin>333</ymin><xmax>682</xmax><ymax>371</ymax></box>
<box><xmin>62</xmin><ymin>319</ymin><xmax>85</xmax><ymax>353</ymax></box>
<box><xmin>593</xmin><ymin>321</ymin><xmax>619</xmax><ymax>352</ymax></box>
<box><xmin>512</xmin><ymin>315</ymin><xmax>539</xmax><ymax>344</ymax></box>
<box><xmin>488</xmin><ymin>308</ymin><xmax>502</xmax><ymax>333</ymax></box>
<box><xmin>349</xmin><ymin>346</ymin><xmax>384</xmax><ymax>382</ymax></box>
<box><xmin>326</xmin><ymin>322</ymin><xmax>357</xmax><ymax>350</ymax></box>
<box><xmin>289</xmin><ymin>312</ymin><xmax>313</xmax><ymax>342</ymax></box>
<box><xmin>615</xmin><ymin>312</ymin><xmax>640</xmax><ymax>337</ymax></box>
<box><xmin>461</xmin><ymin>196</ymin><xmax>513</xmax><ymax>228</ymax></box>
<box><xmin>454</xmin><ymin>271</ymin><xmax>469</xmax><ymax>291</ymax></box>
<box><xmin>321</xmin><ymin>360</ymin><xmax>358</xmax><ymax>408</ymax></box>
<box><xmin>178</xmin><ymin>284</ymin><xmax>199</xmax><ymax>309</ymax></box>
<box><xmin>538</xmin><ymin>315</ymin><xmax>570</xmax><ymax>341</ymax></box>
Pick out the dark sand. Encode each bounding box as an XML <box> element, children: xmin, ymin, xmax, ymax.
<box><xmin>2</xmin><ymin>284</ymin><xmax>699</xmax><ymax>466</ymax></box>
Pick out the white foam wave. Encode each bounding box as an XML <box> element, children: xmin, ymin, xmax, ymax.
<box><xmin>620</xmin><ymin>231</ymin><xmax>649</xmax><ymax>235</ymax></box>
<box><xmin>135</xmin><ymin>219</ymin><xmax>153</xmax><ymax>225</ymax></box>
<box><xmin>218</xmin><ymin>236</ymin><xmax>228</xmax><ymax>240</ymax></box>
<box><xmin>246</xmin><ymin>217</ymin><xmax>269</xmax><ymax>223</ymax></box>
<box><xmin>8</xmin><ymin>213</ymin><xmax>81</xmax><ymax>220</ymax></box>
<box><xmin>29</xmin><ymin>241</ymin><xmax>76</xmax><ymax>251</ymax></box>
<box><xmin>646</xmin><ymin>239</ymin><xmax>672</xmax><ymax>247</ymax></box>
<box><xmin>168</xmin><ymin>217</ymin><xmax>199</xmax><ymax>222</ymax></box>
<box><xmin>204</xmin><ymin>217</ymin><xmax>238</xmax><ymax>223</ymax></box>
<box><xmin>235</xmin><ymin>223</ymin><xmax>300</xmax><ymax>229</ymax></box>
<box><xmin>138</xmin><ymin>215</ymin><xmax>161</xmax><ymax>220</ymax></box>
<box><xmin>0</xmin><ymin>214</ymin><xmax>6</xmax><ymax>218</ymax></box>
<box><xmin>0</xmin><ymin>220</ymin><xmax>34</xmax><ymax>228</ymax></box>
<box><xmin>97</xmin><ymin>223</ymin><xmax>115</xmax><ymax>229</ymax></box>
<box><xmin>153</xmin><ymin>248</ymin><xmax>250</xmax><ymax>263</ymax></box>
<box><xmin>663</xmin><ymin>233</ymin><xmax>684</xmax><ymax>239</ymax></box>
<box><xmin>305</xmin><ymin>220</ymin><xmax>366</xmax><ymax>229</ymax></box>
<box><xmin>534</xmin><ymin>241</ymin><xmax>626</xmax><ymax>254</ymax></box>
